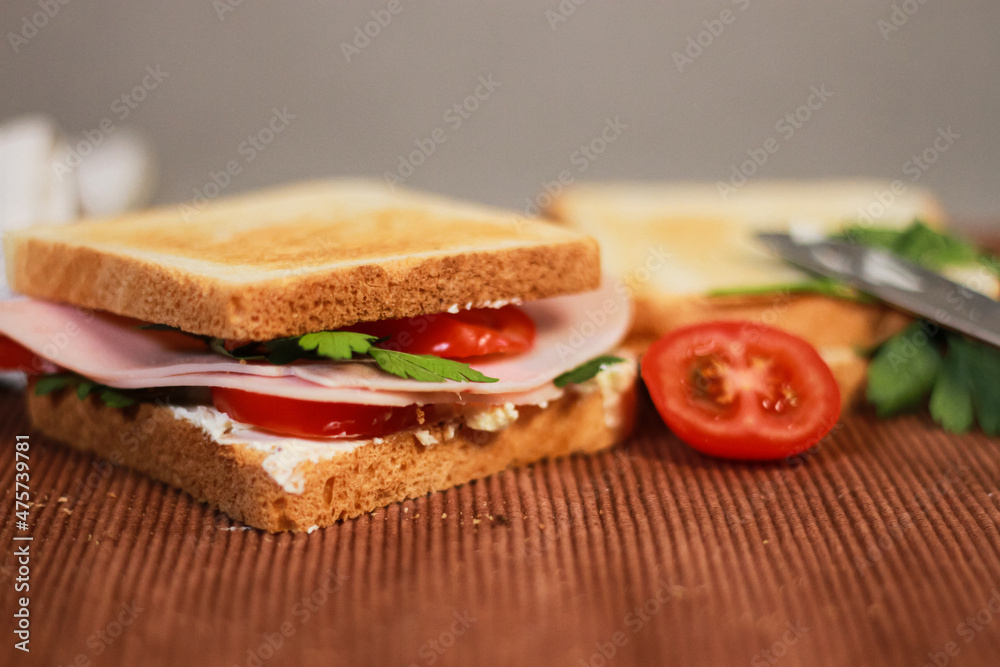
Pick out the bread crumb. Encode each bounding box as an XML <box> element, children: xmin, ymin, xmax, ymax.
<box><xmin>472</xmin><ymin>519</ymin><xmax>481</xmax><ymax>525</ymax></box>
<box><xmin>442</xmin><ymin>513</ymin><xmax>447</xmax><ymax>519</ymax></box>
<box><xmin>58</xmin><ymin>496</ymin><xmax>68</xmax><ymax>503</ymax></box>
<box><xmin>403</xmin><ymin>507</ymin><xmax>409</xmax><ymax>512</ymax></box>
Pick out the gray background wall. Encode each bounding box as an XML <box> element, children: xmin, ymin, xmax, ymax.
<box><xmin>2</xmin><ymin>1</ymin><xmax>998</xmax><ymax>223</ymax></box>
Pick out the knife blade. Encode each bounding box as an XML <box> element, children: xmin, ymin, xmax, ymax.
<box><xmin>756</xmin><ymin>232</ymin><xmax>1000</xmax><ymax>348</ymax></box>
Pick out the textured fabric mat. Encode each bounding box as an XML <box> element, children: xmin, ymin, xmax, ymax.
<box><xmin>3</xmin><ymin>388</ymin><xmax>1000</xmax><ymax>666</ymax></box>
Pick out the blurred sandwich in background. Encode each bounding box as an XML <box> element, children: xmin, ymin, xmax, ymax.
<box><xmin>546</xmin><ymin>180</ymin><xmax>946</xmax><ymax>404</ymax></box>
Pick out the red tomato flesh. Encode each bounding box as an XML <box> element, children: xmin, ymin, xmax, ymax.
<box><xmin>0</xmin><ymin>335</ymin><xmax>45</xmax><ymax>375</ymax></box>
<box><xmin>345</xmin><ymin>305</ymin><xmax>535</xmax><ymax>359</ymax></box>
<box><xmin>211</xmin><ymin>387</ymin><xmax>445</xmax><ymax>439</ymax></box>
<box><xmin>641</xmin><ymin>321</ymin><xmax>841</xmax><ymax>461</ymax></box>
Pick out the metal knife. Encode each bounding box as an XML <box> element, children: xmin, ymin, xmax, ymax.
<box><xmin>756</xmin><ymin>232</ymin><xmax>1000</xmax><ymax>348</ymax></box>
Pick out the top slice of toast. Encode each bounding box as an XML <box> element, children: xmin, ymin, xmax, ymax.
<box><xmin>5</xmin><ymin>180</ymin><xmax>599</xmax><ymax>340</ymax></box>
<box><xmin>546</xmin><ymin>179</ymin><xmax>944</xmax><ymax>295</ymax></box>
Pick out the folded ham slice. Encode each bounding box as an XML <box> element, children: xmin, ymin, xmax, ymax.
<box><xmin>0</xmin><ymin>279</ymin><xmax>631</xmax><ymax>406</ymax></box>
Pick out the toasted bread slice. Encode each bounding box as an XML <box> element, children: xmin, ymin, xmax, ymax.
<box><xmin>6</xmin><ymin>180</ymin><xmax>599</xmax><ymax>340</ymax></box>
<box><xmin>547</xmin><ymin>180</ymin><xmax>946</xmax><ymax>404</ymax></box>
<box><xmin>26</xmin><ymin>371</ymin><xmax>636</xmax><ymax>532</ymax></box>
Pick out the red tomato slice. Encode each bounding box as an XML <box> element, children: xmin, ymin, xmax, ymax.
<box><xmin>641</xmin><ymin>321</ymin><xmax>841</xmax><ymax>461</ymax></box>
<box><xmin>345</xmin><ymin>305</ymin><xmax>535</xmax><ymax>359</ymax></box>
<box><xmin>211</xmin><ymin>387</ymin><xmax>444</xmax><ymax>439</ymax></box>
<box><xmin>0</xmin><ymin>335</ymin><xmax>45</xmax><ymax>375</ymax></box>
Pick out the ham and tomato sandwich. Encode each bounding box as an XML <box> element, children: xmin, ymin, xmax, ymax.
<box><xmin>545</xmin><ymin>180</ymin><xmax>946</xmax><ymax>404</ymax></box>
<box><xmin>0</xmin><ymin>180</ymin><xmax>636</xmax><ymax>532</ymax></box>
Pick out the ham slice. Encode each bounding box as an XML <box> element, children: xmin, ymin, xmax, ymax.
<box><xmin>0</xmin><ymin>279</ymin><xmax>631</xmax><ymax>406</ymax></box>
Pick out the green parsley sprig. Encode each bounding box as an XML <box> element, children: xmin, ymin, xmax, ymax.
<box><xmin>223</xmin><ymin>331</ymin><xmax>497</xmax><ymax>383</ymax></box>
<box><xmin>835</xmin><ymin>221</ymin><xmax>1000</xmax><ymax>433</ymax></box>
<box><xmin>553</xmin><ymin>355</ymin><xmax>625</xmax><ymax>388</ymax></box>
<box><xmin>35</xmin><ymin>373</ymin><xmax>138</xmax><ymax>408</ymax></box>
<box><xmin>836</xmin><ymin>221</ymin><xmax>998</xmax><ymax>273</ymax></box>
<box><xmin>866</xmin><ymin>322</ymin><xmax>1000</xmax><ymax>435</ymax></box>
<box><xmin>142</xmin><ymin>325</ymin><xmax>499</xmax><ymax>383</ymax></box>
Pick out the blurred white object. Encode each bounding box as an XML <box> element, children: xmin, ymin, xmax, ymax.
<box><xmin>76</xmin><ymin>128</ymin><xmax>157</xmax><ymax>217</ymax></box>
<box><xmin>0</xmin><ymin>115</ymin><xmax>77</xmax><ymax>228</ymax></box>
<box><xmin>0</xmin><ymin>114</ymin><xmax>157</xmax><ymax>297</ymax></box>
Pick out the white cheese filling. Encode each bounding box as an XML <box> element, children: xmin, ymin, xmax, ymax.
<box><xmin>169</xmin><ymin>361</ymin><xmax>635</xmax><ymax>495</ymax></box>
<box><xmin>463</xmin><ymin>403</ymin><xmax>519</xmax><ymax>432</ymax></box>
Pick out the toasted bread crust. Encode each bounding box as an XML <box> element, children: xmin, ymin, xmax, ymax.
<box><xmin>26</xmin><ymin>386</ymin><xmax>635</xmax><ymax>532</ymax></box>
<box><xmin>6</xmin><ymin>180</ymin><xmax>600</xmax><ymax>339</ymax></box>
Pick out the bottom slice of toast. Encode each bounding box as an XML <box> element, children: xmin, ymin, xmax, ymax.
<box><xmin>26</xmin><ymin>370</ymin><xmax>636</xmax><ymax>532</ymax></box>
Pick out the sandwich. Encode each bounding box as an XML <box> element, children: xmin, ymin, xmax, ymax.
<box><xmin>545</xmin><ymin>179</ymin><xmax>948</xmax><ymax>404</ymax></box>
<box><xmin>0</xmin><ymin>180</ymin><xmax>637</xmax><ymax>532</ymax></box>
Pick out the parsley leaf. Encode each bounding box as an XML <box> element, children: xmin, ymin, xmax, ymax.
<box><xmin>34</xmin><ymin>374</ymin><xmax>72</xmax><ymax>395</ymax></box>
<box><xmin>76</xmin><ymin>380</ymin><xmax>96</xmax><ymax>400</ymax></box>
<box><xmin>235</xmin><ymin>330</ymin><xmax>500</xmax><ymax>383</ymax></box>
<box><xmin>839</xmin><ymin>220</ymin><xmax>994</xmax><ymax>274</ymax></box>
<box><xmin>553</xmin><ymin>355</ymin><xmax>625</xmax><ymax>388</ymax></box>
<box><xmin>98</xmin><ymin>388</ymin><xmax>137</xmax><ymax>408</ymax></box>
<box><xmin>34</xmin><ymin>373</ymin><xmax>137</xmax><ymax>408</ymax></box>
<box><xmin>955</xmin><ymin>336</ymin><xmax>1000</xmax><ymax>436</ymax></box>
<box><xmin>929</xmin><ymin>345</ymin><xmax>974</xmax><ymax>433</ymax></box>
<box><xmin>866</xmin><ymin>324</ymin><xmax>1000</xmax><ymax>435</ymax></box>
<box><xmin>368</xmin><ymin>348</ymin><xmax>499</xmax><ymax>383</ymax></box>
<box><xmin>865</xmin><ymin>322</ymin><xmax>942</xmax><ymax>417</ymax></box>
<box><xmin>708</xmin><ymin>278</ymin><xmax>866</xmax><ymax>301</ymax></box>
<box><xmin>298</xmin><ymin>331</ymin><xmax>377</xmax><ymax>360</ymax></box>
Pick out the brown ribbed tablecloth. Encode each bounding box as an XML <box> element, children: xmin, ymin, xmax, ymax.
<box><xmin>3</xmin><ymin>388</ymin><xmax>1000</xmax><ymax>667</ymax></box>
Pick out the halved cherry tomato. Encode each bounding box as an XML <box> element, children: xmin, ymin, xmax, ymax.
<box><xmin>211</xmin><ymin>387</ymin><xmax>445</xmax><ymax>439</ymax></box>
<box><xmin>345</xmin><ymin>305</ymin><xmax>535</xmax><ymax>359</ymax></box>
<box><xmin>641</xmin><ymin>321</ymin><xmax>841</xmax><ymax>461</ymax></box>
<box><xmin>0</xmin><ymin>335</ymin><xmax>44</xmax><ymax>375</ymax></box>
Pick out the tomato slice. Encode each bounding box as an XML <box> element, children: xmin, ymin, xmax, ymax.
<box><xmin>0</xmin><ymin>335</ymin><xmax>45</xmax><ymax>375</ymax></box>
<box><xmin>641</xmin><ymin>321</ymin><xmax>841</xmax><ymax>461</ymax></box>
<box><xmin>345</xmin><ymin>305</ymin><xmax>536</xmax><ymax>359</ymax></box>
<box><xmin>211</xmin><ymin>387</ymin><xmax>444</xmax><ymax>439</ymax></box>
